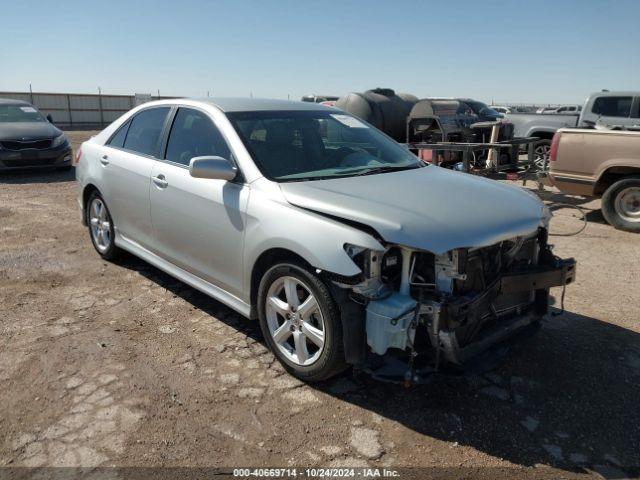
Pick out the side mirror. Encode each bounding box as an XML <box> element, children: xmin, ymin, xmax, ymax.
<box><xmin>46</xmin><ymin>114</ymin><xmax>53</xmax><ymax>123</ymax></box>
<box><xmin>189</xmin><ymin>156</ymin><xmax>237</xmax><ymax>181</ymax></box>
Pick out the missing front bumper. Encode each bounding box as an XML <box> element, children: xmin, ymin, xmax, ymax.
<box><xmin>439</xmin><ymin>257</ymin><xmax>577</xmax><ymax>327</ymax></box>
<box><xmin>436</xmin><ymin>257</ymin><xmax>576</xmax><ymax>364</ymax></box>
<box><xmin>438</xmin><ymin>311</ymin><xmax>541</xmax><ymax>364</ymax></box>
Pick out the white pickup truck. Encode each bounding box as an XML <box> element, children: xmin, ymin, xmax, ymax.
<box><xmin>505</xmin><ymin>91</ymin><xmax>640</xmax><ymax>166</ymax></box>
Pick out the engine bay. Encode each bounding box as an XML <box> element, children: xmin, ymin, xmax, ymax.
<box><xmin>335</xmin><ymin>228</ymin><xmax>576</xmax><ymax>382</ymax></box>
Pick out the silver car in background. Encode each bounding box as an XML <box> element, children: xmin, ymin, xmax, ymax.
<box><xmin>76</xmin><ymin>98</ymin><xmax>575</xmax><ymax>382</ymax></box>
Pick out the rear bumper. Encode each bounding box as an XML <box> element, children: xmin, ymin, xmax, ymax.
<box><xmin>79</xmin><ymin>197</ymin><xmax>87</xmax><ymax>225</ymax></box>
<box><xmin>0</xmin><ymin>146</ymin><xmax>73</xmax><ymax>170</ymax></box>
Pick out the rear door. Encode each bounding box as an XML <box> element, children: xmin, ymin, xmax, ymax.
<box><xmin>149</xmin><ymin>107</ymin><xmax>249</xmax><ymax>298</ymax></box>
<box><xmin>100</xmin><ymin>106</ymin><xmax>171</xmax><ymax>250</ymax></box>
<box><xmin>632</xmin><ymin>97</ymin><xmax>640</xmax><ymax>124</ymax></box>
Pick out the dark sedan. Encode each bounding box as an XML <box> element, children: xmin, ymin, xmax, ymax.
<box><xmin>0</xmin><ymin>99</ymin><xmax>73</xmax><ymax>171</ymax></box>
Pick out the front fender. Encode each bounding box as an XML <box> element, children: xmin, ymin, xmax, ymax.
<box><xmin>242</xmin><ymin>181</ymin><xmax>385</xmax><ymax>297</ymax></box>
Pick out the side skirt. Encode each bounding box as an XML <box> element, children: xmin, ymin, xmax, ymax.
<box><xmin>115</xmin><ymin>234</ymin><xmax>252</xmax><ymax>318</ymax></box>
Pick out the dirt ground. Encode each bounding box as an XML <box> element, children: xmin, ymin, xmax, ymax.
<box><xmin>0</xmin><ymin>131</ymin><xmax>638</xmax><ymax>479</ymax></box>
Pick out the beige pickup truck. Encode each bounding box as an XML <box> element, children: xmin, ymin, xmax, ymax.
<box><xmin>548</xmin><ymin>127</ymin><xmax>640</xmax><ymax>232</ymax></box>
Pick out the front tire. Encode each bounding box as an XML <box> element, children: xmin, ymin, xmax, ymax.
<box><xmin>601</xmin><ymin>177</ymin><xmax>640</xmax><ymax>232</ymax></box>
<box><xmin>257</xmin><ymin>263</ymin><xmax>347</xmax><ymax>382</ymax></box>
<box><xmin>86</xmin><ymin>191</ymin><xmax>121</xmax><ymax>260</ymax></box>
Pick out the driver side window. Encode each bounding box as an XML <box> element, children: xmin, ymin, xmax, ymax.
<box><xmin>164</xmin><ymin>108</ymin><xmax>231</xmax><ymax>166</ymax></box>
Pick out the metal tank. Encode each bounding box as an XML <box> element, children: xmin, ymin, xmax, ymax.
<box><xmin>334</xmin><ymin>88</ymin><xmax>418</xmax><ymax>142</ymax></box>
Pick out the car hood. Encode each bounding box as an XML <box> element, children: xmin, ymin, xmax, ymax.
<box><xmin>0</xmin><ymin>122</ymin><xmax>62</xmax><ymax>141</ymax></box>
<box><xmin>279</xmin><ymin>166</ymin><xmax>545</xmax><ymax>254</ymax></box>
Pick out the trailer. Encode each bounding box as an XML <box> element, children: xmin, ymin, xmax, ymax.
<box><xmin>405</xmin><ymin>102</ymin><xmax>541</xmax><ymax>179</ymax></box>
<box><xmin>407</xmin><ymin>136</ymin><xmax>540</xmax><ymax>178</ymax></box>
<box><xmin>334</xmin><ymin>89</ymin><xmax>542</xmax><ymax>180</ymax></box>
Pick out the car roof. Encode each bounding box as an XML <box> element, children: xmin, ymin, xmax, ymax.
<box><xmin>589</xmin><ymin>91</ymin><xmax>640</xmax><ymax>97</ymax></box>
<box><xmin>0</xmin><ymin>98</ymin><xmax>31</xmax><ymax>106</ymax></box>
<box><xmin>192</xmin><ymin>97</ymin><xmax>337</xmax><ymax>113</ymax></box>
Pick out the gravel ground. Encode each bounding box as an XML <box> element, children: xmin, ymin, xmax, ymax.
<box><xmin>0</xmin><ymin>131</ymin><xmax>638</xmax><ymax>479</ymax></box>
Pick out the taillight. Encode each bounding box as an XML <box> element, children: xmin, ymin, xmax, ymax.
<box><xmin>74</xmin><ymin>147</ymin><xmax>82</xmax><ymax>166</ymax></box>
<box><xmin>549</xmin><ymin>132</ymin><xmax>561</xmax><ymax>162</ymax></box>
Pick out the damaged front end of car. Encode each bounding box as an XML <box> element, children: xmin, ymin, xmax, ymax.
<box><xmin>330</xmin><ymin>227</ymin><xmax>576</xmax><ymax>384</ymax></box>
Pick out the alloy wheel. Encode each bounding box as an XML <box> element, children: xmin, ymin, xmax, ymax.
<box><xmin>265</xmin><ymin>275</ymin><xmax>325</xmax><ymax>366</ymax></box>
<box><xmin>89</xmin><ymin>198</ymin><xmax>112</xmax><ymax>253</ymax></box>
<box><xmin>533</xmin><ymin>143</ymin><xmax>551</xmax><ymax>170</ymax></box>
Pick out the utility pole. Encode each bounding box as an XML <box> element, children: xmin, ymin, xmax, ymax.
<box><xmin>29</xmin><ymin>83</ymin><xmax>33</xmax><ymax>103</ymax></box>
<box><xmin>98</xmin><ymin>86</ymin><xmax>104</xmax><ymax>127</ymax></box>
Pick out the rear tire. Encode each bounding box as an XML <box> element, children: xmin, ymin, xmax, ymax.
<box><xmin>257</xmin><ymin>263</ymin><xmax>347</xmax><ymax>382</ymax></box>
<box><xmin>601</xmin><ymin>176</ymin><xmax>640</xmax><ymax>232</ymax></box>
<box><xmin>86</xmin><ymin>191</ymin><xmax>121</xmax><ymax>260</ymax></box>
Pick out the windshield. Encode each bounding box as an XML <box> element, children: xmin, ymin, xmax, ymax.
<box><xmin>227</xmin><ymin>110</ymin><xmax>423</xmax><ymax>181</ymax></box>
<box><xmin>466</xmin><ymin>100</ymin><xmax>501</xmax><ymax>118</ymax></box>
<box><xmin>0</xmin><ymin>104</ymin><xmax>47</xmax><ymax>123</ymax></box>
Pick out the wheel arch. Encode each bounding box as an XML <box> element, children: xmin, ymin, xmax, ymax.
<box><xmin>81</xmin><ymin>183</ymin><xmax>101</xmax><ymax>225</ymax></box>
<box><xmin>529</xmin><ymin>130</ymin><xmax>555</xmax><ymax>141</ymax></box>
<box><xmin>249</xmin><ymin>248</ymin><xmax>314</xmax><ymax>318</ymax></box>
<box><xmin>594</xmin><ymin>167</ymin><xmax>640</xmax><ymax>196</ymax></box>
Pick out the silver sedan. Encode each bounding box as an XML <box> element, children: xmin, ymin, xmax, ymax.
<box><xmin>76</xmin><ymin>98</ymin><xmax>574</xmax><ymax>382</ymax></box>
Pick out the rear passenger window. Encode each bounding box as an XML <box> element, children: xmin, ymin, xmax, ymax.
<box><xmin>592</xmin><ymin>96</ymin><xmax>632</xmax><ymax>117</ymax></box>
<box><xmin>633</xmin><ymin>98</ymin><xmax>640</xmax><ymax>118</ymax></box>
<box><xmin>107</xmin><ymin>120</ymin><xmax>130</xmax><ymax>148</ymax></box>
<box><xmin>165</xmin><ymin>108</ymin><xmax>231</xmax><ymax>166</ymax></box>
<box><xmin>123</xmin><ymin>107</ymin><xmax>170</xmax><ymax>156</ymax></box>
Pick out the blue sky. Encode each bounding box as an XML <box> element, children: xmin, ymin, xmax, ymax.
<box><xmin>1</xmin><ymin>0</ymin><xmax>638</xmax><ymax>104</ymax></box>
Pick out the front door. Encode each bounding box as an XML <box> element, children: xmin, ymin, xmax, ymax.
<box><xmin>149</xmin><ymin>107</ymin><xmax>248</xmax><ymax>298</ymax></box>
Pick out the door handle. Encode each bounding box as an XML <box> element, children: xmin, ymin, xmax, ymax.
<box><xmin>100</xmin><ymin>155</ymin><xmax>109</xmax><ymax>166</ymax></box>
<box><xmin>152</xmin><ymin>175</ymin><xmax>168</xmax><ymax>188</ymax></box>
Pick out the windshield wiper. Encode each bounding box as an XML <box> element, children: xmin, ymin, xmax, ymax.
<box><xmin>350</xmin><ymin>164</ymin><xmax>422</xmax><ymax>176</ymax></box>
<box><xmin>277</xmin><ymin>164</ymin><xmax>423</xmax><ymax>182</ymax></box>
